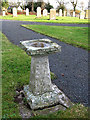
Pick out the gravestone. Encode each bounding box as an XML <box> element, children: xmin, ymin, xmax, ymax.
<box><xmin>73</xmin><ymin>11</ymin><xmax>75</xmax><ymax>17</ymax></box>
<box><xmin>3</xmin><ymin>11</ymin><xmax>6</xmax><ymax>16</ymax></box>
<box><xmin>26</xmin><ymin>8</ymin><xmax>29</xmax><ymax>16</ymax></box>
<box><xmin>85</xmin><ymin>10</ymin><xmax>88</xmax><ymax>19</ymax></box>
<box><xmin>43</xmin><ymin>9</ymin><xmax>47</xmax><ymax>16</ymax></box>
<box><xmin>80</xmin><ymin>11</ymin><xmax>85</xmax><ymax>19</ymax></box>
<box><xmin>50</xmin><ymin>9</ymin><xmax>56</xmax><ymax>20</ymax></box>
<box><xmin>13</xmin><ymin>7</ymin><xmax>17</xmax><ymax>17</ymax></box>
<box><xmin>59</xmin><ymin>9</ymin><xmax>62</xmax><ymax>17</ymax></box>
<box><xmin>17</xmin><ymin>6</ymin><xmax>22</xmax><ymax>11</ymax></box>
<box><xmin>37</xmin><ymin>7</ymin><xmax>41</xmax><ymax>18</ymax></box>
<box><xmin>67</xmin><ymin>10</ymin><xmax>71</xmax><ymax>16</ymax></box>
<box><xmin>64</xmin><ymin>11</ymin><xmax>66</xmax><ymax>17</ymax></box>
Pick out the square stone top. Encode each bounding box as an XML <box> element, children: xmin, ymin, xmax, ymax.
<box><xmin>20</xmin><ymin>39</ymin><xmax>61</xmax><ymax>56</ymax></box>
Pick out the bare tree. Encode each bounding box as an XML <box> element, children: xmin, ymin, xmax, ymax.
<box><xmin>70</xmin><ymin>0</ymin><xmax>78</xmax><ymax>11</ymax></box>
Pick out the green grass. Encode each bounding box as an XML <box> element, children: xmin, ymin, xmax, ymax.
<box><xmin>22</xmin><ymin>25</ymin><xmax>89</xmax><ymax>50</ymax></box>
<box><xmin>1</xmin><ymin>32</ymin><xmax>88</xmax><ymax>119</ymax></box>
<box><xmin>0</xmin><ymin>15</ymin><xmax>89</xmax><ymax>24</ymax></box>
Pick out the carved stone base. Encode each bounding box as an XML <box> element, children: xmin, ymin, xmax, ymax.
<box><xmin>24</xmin><ymin>84</ymin><xmax>73</xmax><ymax>110</ymax></box>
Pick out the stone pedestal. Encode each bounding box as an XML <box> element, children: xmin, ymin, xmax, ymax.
<box><xmin>50</xmin><ymin>9</ymin><xmax>56</xmax><ymax>20</ymax></box>
<box><xmin>20</xmin><ymin>39</ymin><xmax>73</xmax><ymax>110</ymax></box>
<box><xmin>13</xmin><ymin>7</ymin><xmax>17</xmax><ymax>17</ymax></box>
<box><xmin>26</xmin><ymin>8</ymin><xmax>29</xmax><ymax>16</ymax></box>
<box><xmin>37</xmin><ymin>7</ymin><xmax>41</xmax><ymax>18</ymax></box>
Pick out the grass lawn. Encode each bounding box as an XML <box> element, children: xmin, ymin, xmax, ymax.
<box><xmin>1</xmin><ymin>32</ymin><xmax>88</xmax><ymax>119</ymax></box>
<box><xmin>22</xmin><ymin>25</ymin><xmax>89</xmax><ymax>50</ymax></box>
<box><xmin>0</xmin><ymin>15</ymin><xmax>89</xmax><ymax>24</ymax></box>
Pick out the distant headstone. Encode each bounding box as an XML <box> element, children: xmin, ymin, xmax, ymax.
<box><xmin>85</xmin><ymin>10</ymin><xmax>88</xmax><ymax>19</ymax></box>
<box><xmin>37</xmin><ymin>7</ymin><xmax>41</xmax><ymax>18</ymax></box>
<box><xmin>67</xmin><ymin>10</ymin><xmax>71</xmax><ymax>16</ymax></box>
<box><xmin>3</xmin><ymin>11</ymin><xmax>6</xmax><ymax>16</ymax></box>
<box><xmin>50</xmin><ymin>9</ymin><xmax>56</xmax><ymax>20</ymax></box>
<box><xmin>13</xmin><ymin>7</ymin><xmax>17</xmax><ymax>17</ymax></box>
<box><xmin>26</xmin><ymin>8</ymin><xmax>29</xmax><ymax>16</ymax></box>
<box><xmin>73</xmin><ymin>11</ymin><xmax>75</xmax><ymax>17</ymax></box>
<box><xmin>43</xmin><ymin>9</ymin><xmax>47</xmax><ymax>16</ymax></box>
<box><xmin>80</xmin><ymin>11</ymin><xmax>85</xmax><ymax>19</ymax></box>
<box><xmin>64</xmin><ymin>11</ymin><xmax>66</xmax><ymax>17</ymax></box>
<box><xmin>17</xmin><ymin>6</ymin><xmax>22</xmax><ymax>11</ymax></box>
<box><xmin>59</xmin><ymin>9</ymin><xmax>62</xmax><ymax>17</ymax></box>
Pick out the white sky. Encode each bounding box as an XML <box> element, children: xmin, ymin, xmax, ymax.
<box><xmin>48</xmin><ymin>0</ymin><xmax>89</xmax><ymax>10</ymax></box>
<box><xmin>8</xmin><ymin>0</ymin><xmax>89</xmax><ymax>10</ymax></box>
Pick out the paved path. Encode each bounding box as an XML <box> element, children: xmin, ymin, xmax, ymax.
<box><xmin>1</xmin><ymin>20</ymin><xmax>88</xmax><ymax>106</ymax></box>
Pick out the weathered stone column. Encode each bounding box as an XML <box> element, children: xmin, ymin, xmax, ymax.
<box><xmin>20</xmin><ymin>39</ymin><xmax>73</xmax><ymax>110</ymax></box>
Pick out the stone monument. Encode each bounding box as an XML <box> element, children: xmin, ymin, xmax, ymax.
<box><xmin>59</xmin><ymin>9</ymin><xmax>62</xmax><ymax>17</ymax></box>
<box><xmin>67</xmin><ymin>10</ymin><xmax>71</xmax><ymax>16</ymax></box>
<box><xmin>50</xmin><ymin>9</ymin><xmax>56</xmax><ymax>20</ymax></box>
<box><xmin>26</xmin><ymin>8</ymin><xmax>29</xmax><ymax>16</ymax></box>
<box><xmin>85</xmin><ymin>10</ymin><xmax>88</xmax><ymax>19</ymax></box>
<box><xmin>37</xmin><ymin>7</ymin><xmax>41</xmax><ymax>18</ymax></box>
<box><xmin>20</xmin><ymin>39</ymin><xmax>73</xmax><ymax>110</ymax></box>
<box><xmin>73</xmin><ymin>11</ymin><xmax>75</xmax><ymax>17</ymax></box>
<box><xmin>64</xmin><ymin>11</ymin><xmax>66</xmax><ymax>17</ymax></box>
<box><xmin>3</xmin><ymin>11</ymin><xmax>6</xmax><ymax>16</ymax></box>
<box><xmin>13</xmin><ymin>7</ymin><xmax>17</xmax><ymax>17</ymax></box>
<box><xmin>80</xmin><ymin>10</ymin><xmax>85</xmax><ymax>19</ymax></box>
<box><xmin>43</xmin><ymin>9</ymin><xmax>47</xmax><ymax>16</ymax></box>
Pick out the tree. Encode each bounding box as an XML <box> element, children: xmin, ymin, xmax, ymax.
<box><xmin>45</xmin><ymin>3</ymin><xmax>53</xmax><ymax>12</ymax></box>
<box><xmin>2</xmin><ymin>0</ymin><xmax>9</xmax><ymax>13</ymax></box>
<box><xmin>70</xmin><ymin>0</ymin><xmax>78</xmax><ymax>11</ymax></box>
<box><xmin>56</xmin><ymin>0</ymin><xmax>68</xmax><ymax>13</ymax></box>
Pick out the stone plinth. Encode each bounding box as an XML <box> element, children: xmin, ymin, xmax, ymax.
<box><xmin>59</xmin><ymin>9</ymin><xmax>62</xmax><ymax>17</ymax></box>
<box><xmin>50</xmin><ymin>9</ymin><xmax>56</xmax><ymax>20</ymax></box>
<box><xmin>13</xmin><ymin>7</ymin><xmax>17</xmax><ymax>17</ymax></box>
<box><xmin>20</xmin><ymin>39</ymin><xmax>73</xmax><ymax>110</ymax></box>
<box><xmin>26</xmin><ymin>8</ymin><xmax>29</xmax><ymax>16</ymax></box>
<box><xmin>37</xmin><ymin>7</ymin><xmax>41</xmax><ymax>18</ymax></box>
<box><xmin>43</xmin><ymin>9</ymin><xmax>47</xmax><ymax>16</ymax></box>
<box><xmin>80</xmin><ymin>11</ymin><xmax>85</xmax><ymax>19</ymax></box>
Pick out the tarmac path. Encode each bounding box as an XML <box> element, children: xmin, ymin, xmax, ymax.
<box><xmin>1</xmin><ymin>20</ymin><xmax>88</xmax><ymax>106</ymax></box>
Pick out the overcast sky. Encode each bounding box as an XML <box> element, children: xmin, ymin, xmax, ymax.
<box><xmin>8</xmin><ymin>0</ymin><xmax>89</xmax><ymax>10</ymax></box>
<box><xmin>47</xmin><ymin>0</ymin><xmax>89</xmax><ymax>10</ymax></box>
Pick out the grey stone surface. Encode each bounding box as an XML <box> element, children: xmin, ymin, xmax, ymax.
<box><xmin>21</xmin><ymin>39</ymin><xmax>72</xmax><ymax>109</ymax></box>
<box><xmin>20</xmin><ymin>39</ymin><xmax>61</xmax><ymax>56</ymax></box>
<box><xmin>24</xmin><ymin>84</ymin><xmax>73</xmax><ymax>110</ymax></box>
